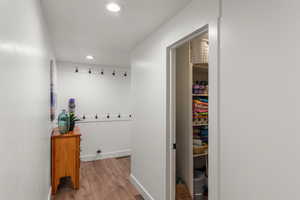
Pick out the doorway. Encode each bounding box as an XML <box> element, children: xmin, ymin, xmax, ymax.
<box><xmin>166</xmin><ymin>25</ymin><xmax>219</xmax><ymax>200</ymax></box>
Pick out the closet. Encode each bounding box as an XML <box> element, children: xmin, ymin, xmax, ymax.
<box><xmin>176</xmin><ymin>32</ymin><xmax>209</xmax><ymax>200</ymax></box>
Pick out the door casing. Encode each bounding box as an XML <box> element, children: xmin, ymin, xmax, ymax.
<box><xmin>166</xmin><ymin>23</ymin><xmax>220</xmax><ymax>200</ymax></box>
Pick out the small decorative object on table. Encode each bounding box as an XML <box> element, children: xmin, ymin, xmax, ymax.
<box><xmin>58</xmin><ymin>109</ymin><xmax>69</xmax><ymax>134</ymax></box>
<box><xmin>68</xmin><ymin>98</ymin><xmax>76</xmax><ymax>113</ymax></box>
<box><xmin>68</xmin><ymin>98</ymin><xmax>80</xmax><ymax>132</ymax></box>
<box><xmin>69</xmin><ymin>112</ymin><xmax>80</xmax><ymax>132</ymax></box>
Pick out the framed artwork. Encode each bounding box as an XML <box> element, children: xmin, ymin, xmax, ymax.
<box><xmin>50</xmin><ymin>60</ymin><xmax>57</xmax><ymax>122</ymax></box>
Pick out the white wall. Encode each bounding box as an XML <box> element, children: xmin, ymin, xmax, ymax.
<box><xmin>0</xmin><ymin>0</ymin><xmax>55</xmax><ymax>199</ymax></box>
<box><xmin>220</xmin><ymin>0</ymin><xmax>300</xmax><ymax>199</ymax></box>
<box><xmin>132</xmin><ymin>0</ymin><xmax>300</xmax><ymax>200</ymax></box>
<box><xmin>130</xmin><ymin>0</ymin><xmax>219</xmax><ymax>199</ymax></box>
<box><xmin>57</xmin><ymin>61</ymin><xmax>132</xmax><ymax>161</ymax></box>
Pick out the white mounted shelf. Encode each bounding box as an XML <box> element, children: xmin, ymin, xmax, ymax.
<box><xmin>193</xmin><ymin>123</ymin><xmax>208</xmax><ymax>126</ymax></box>
<box><xmin>193</xmin><ymin>94</ymin><xmax>208</xmax><ymax>97</ymax></box>
<box><xmin>77</xmin><ymin>118</ymin><xmax>133</xmax><ymax>124</ymax></box>
<box><xmin>193</xmin><ymin>152</ymin><xmax>208</xmax><ymax>158</ymax></box>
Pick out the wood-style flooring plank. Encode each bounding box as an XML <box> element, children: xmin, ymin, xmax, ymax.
<box><xmin>51</xmin><ymin>157</ymin><xmax>141</xmax><ymax>200</ymax></box>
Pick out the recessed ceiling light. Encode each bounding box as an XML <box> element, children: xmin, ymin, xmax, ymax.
<box><xmin>86</xmin><ymin>55</ymin><xmax>94</xmax><ymax>60</ymax></box>
<box><xmin>106</xmin><ymin>2</ymin><xmax>121</xmax><ymax>12</ymax></box>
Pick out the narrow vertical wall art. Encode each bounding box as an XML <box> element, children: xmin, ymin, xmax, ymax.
<box><xmin>50</xmin><ymin>60</ymin><xmax>57</xmax><ymax>122</ymax></box>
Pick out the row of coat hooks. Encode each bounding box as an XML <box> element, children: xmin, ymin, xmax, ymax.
<box><xmin>74</xmin><ymin>67</ymin><xmax>128</xmax><ymax>77</ymax></box>
<box><xmin>79</xmin><ymin>113</ymin><xmax>133</xmax><ymax>121</ymax></box>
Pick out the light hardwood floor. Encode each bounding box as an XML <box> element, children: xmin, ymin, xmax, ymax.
<box><xmin>52</xmin><ymin>157</ymin><xmax>143</xmax><ymax>200</ymax></box>
<box><xmin>176</xmin><ymin>184</ymin><xmax>192</xmax><ymax>200</ymax></box>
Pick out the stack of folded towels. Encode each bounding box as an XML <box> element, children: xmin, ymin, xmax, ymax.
<box><xmin>193</xmin><ymin>99</ymin><xmax>208</xmax><ymax>124</ymax></box>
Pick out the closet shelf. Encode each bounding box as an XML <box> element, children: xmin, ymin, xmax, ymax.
<box><xmin>193</xmin><ymin>94</ymin><xmax>208</xmax><ymax>97</ymax></box>
<box><xmin>193</xmin><ymin>63</ymin><xmax>208</xmax><ymax>66</ymax></box>
<box><xmin>194</xmin><ymin>135</ymin><xmax>208</xmax><ymax>137</ymax></box>
<box><xmin>193</xmin><ymin>152</ymin><xmax>208</xmax><ymax>158</ymax></box>
<box><xmin>193</xmin><ymin>63</ymin><xmax>208</xmax><ymax>70</ymax></box>
<box><xmin>193</xmin><ymin>123</ymin><xmax>208</xmax><ymax>126</ymax></box>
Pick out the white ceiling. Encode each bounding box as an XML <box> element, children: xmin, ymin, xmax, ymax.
<box><xmin>42</xmin><ymin>0</ymin><xmax>191</xmax><ymax>66</ymax></box>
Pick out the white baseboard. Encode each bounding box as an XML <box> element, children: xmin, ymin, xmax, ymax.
<box><xmin>47</xmin><ymin>187</ymin><xmax>52</xmax><ymax>200</ymax></box>
<box><xmin>80</xmin><ymin>149</ymin><xmax>131</xmax><ymax>162</ymax></box>
<box><xmin>130</xmin><ymin>174</ymin><xmax>155</xmax><ymax>200</ymax></box>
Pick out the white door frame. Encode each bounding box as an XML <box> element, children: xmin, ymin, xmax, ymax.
<box><xmin>166</xmin><ymin>23</ymin><xmax>220</xmax><ymax>200</ymax></box>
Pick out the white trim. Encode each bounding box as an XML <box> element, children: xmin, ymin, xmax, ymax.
<box><xmin>130</xmin><ymin>174</ymin><xmax>155</xmax><ymax>200</ymax></box>
<box><xmin>80</xmin><ymin>149</ymin><xmax>131</xmax><ymax>162</ymax></box>
<box><xmin>166</xmin><ymin>47</ymin><xmax>177</xmax><ymax>200</ymax></box>
<box><xmin>76</xmin><ymin>118</ymin><xmax>133</xmax><ymax>124</ymax></box>
<box><xmin>56</xmin><ymin>60</ymin><xmax>130</xmax><ymax>70</ymax></box>
<box><xmin>47</xmin><ymin>187</ymin><xmax>52</xmax><ymax>200</ymax></box>
<box><xmin>207</xmin><ymin>19</ymin><xmax>221</xmax><ymax>200</ymax></box>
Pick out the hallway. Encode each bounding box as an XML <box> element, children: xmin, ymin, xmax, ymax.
<box><xmin>52</xmin><ymin>157</ymin><xmax>143</xmax><ymax>200</ymax></box>
<box><xmin>2</xmin><ymin>0</ymin><xmax>300</xmax><ymax>200</ymax></box>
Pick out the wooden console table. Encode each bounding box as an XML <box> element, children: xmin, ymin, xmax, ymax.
<box><xmin>51</xmin><ymin>127</ymin><xmax>81</xmax><ymax>194</ymax></box>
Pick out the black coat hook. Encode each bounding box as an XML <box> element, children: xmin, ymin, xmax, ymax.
<box><xmin>107</xmin><ymin>114</ymin><xmax>110</xmax><ymax>119</ymax></box>
<box><xmin>75</xmin><ymin>67</ymin><xmax>79</xmax><ymax>73</ymax></box>
<box><xmin>112</xmin><ymin>70</ymin><xmax>116</xmax><ymax>76</ymax></box>
<box><xmin>124</xmin><ymin>72</ymin><xmax>127</xmax><ymax>77</ymax></box>
<box><xmin>101</xmin><ymin>70</ymin><xmax>104</xmax><ymax>75</ymax></box>
<box><xmin>95</xmin><ymin>114</ymin><xmax>98</xmax><ymax>119</ymax></box>
<box><xmin>129</xmin><ymin>114</ymin><xmax>132</xmax><ymax>118</ymax></box>
<box><xmin>83</xmin><ymin>115</ymin><xmax>86</xmax><ymax>120</ymax></box>
<box><xmin>88</xmin><ymin>68</ymin><xmax>92</xmax><ymax>74</ymax></box>
<box><xmin>118</xmin><ymin>114</ymin><xmax>121</xmax><ymax>118</ymax></box>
